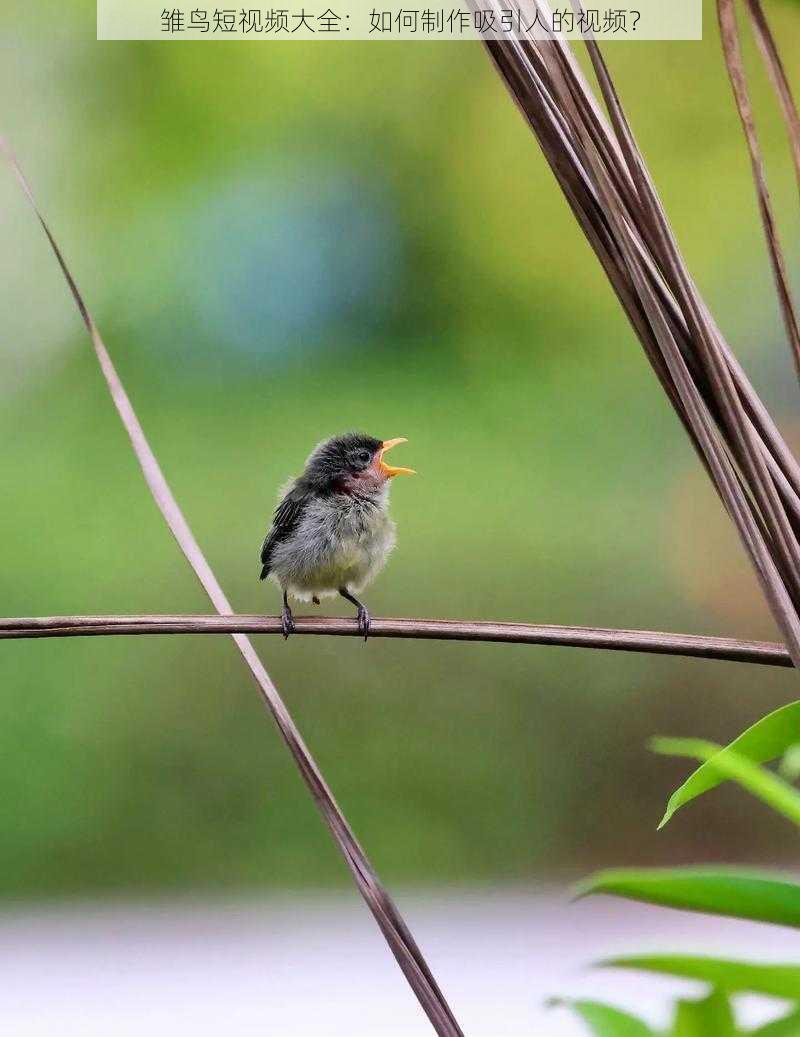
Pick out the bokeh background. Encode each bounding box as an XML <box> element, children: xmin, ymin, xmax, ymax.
<box><xmin>1</xmin><ymin>0</ymin><xmax>800</xmax><ymax>1031</ymax></box>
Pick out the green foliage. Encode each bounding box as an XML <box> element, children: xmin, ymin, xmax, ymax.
<box><xmin>569</xmin><ymin>702</ymin><xmax>800</xmax><ymax>1035</ymax></box>
<box><xmin>602</xmin><ymin>956</ymin><xmax>800</xmax><ymax>1000</ymax></box>
<box><xmin>669</xmin><ymin>989</ymin><xmax>736</xmax><ymax>1037</ymax></box>
<box><xmin>577</xmin><ymin>866</ymin><xmax>800</xmax><ymax>928</ymax></box>
<box><xmin>551</xmin><ymin>999</ymin><xmax>655</xmax><ymax>1037</ymax></box>
<box><xmin>562</xmin><ymin>979</ymin><xmax>800</xmax><ymax>1037</ymax></box>
<box><xmin>556</xmin><ymin>989</ymin><xmax>748</xmax><ymax>1036</ymax></box>
<box><xmin>653</xmin><ymin>702</ymin><xmax>800</xmax><ymax>827</ymax></box>
<box><xmin>653</xmin><ymin>737</ymin><xmax>800</xmax><ymax>827</ymax></box>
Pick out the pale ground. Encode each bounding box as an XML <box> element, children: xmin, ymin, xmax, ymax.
<box><xmin>0</xmin><ymin>888</ymin><xmax>794</xmax><ymax>1035</ymax></box>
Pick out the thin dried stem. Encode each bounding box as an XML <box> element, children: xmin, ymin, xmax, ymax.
<box><xmin>0</xmin><ymin>140</ymin><xmax>463</xmax><ymax>1037</ymax></box>
<box><xmin>743</xmin><ymin>0</ymin><xmax>800</xmax><ymax>202</ymax></box>
<box><xmin>0</xmin><ymin>613</ymin><xmax>792</xmax><ymax>668</ymax></box>
<box><xmin>717</xmin><ymin>0</ymin><xmax>800</xmax><ymax>380</ymax></box>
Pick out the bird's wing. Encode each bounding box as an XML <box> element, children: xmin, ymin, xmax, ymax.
<box><xmin>259</xmin><ymin>486</ymin><xmax>309</xmax><ymax>580</ymax></box>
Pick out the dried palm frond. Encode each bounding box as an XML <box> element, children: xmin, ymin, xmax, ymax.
<box><xmin>476</xmin><ymin>2</ymin><xmax>800</xmax><ymax>665</ymax></box>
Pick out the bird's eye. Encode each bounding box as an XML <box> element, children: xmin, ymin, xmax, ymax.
<box><xmin>356</xmin><ymin>449</ymin><xmax>372</xmax><ymax>466</ymax></box>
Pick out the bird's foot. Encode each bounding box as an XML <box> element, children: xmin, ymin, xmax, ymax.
<box><xmin>356</xmin><ymin>605</ymin><xmax>371</xmax><ymax>642</ymax></box>
<box><xmin>281</xmin><ymin>603</ymin><xmax>296</xmax><ymax>639</ymax></box>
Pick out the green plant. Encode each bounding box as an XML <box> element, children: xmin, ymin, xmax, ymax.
<box><xmin>564</xmin><ymin>706</ymin><xmax>800</xmax><ymax>1034</ymax></box>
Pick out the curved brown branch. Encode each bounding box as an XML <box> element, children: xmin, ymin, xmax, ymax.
<box><xmin>0</xmin><ymin>614</ymin><xmax>791</xmax><ymax>668</ymax></box>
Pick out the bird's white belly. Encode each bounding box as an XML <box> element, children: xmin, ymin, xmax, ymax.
<box><xmin>270</xmin><ymin>497</ymin><xmax>396</xmax><ymax>602</ymax></box>
<box><xmin>291</xmin><ymin>543</ymin><xmax>370</xmax><ymax>595</ymax></box>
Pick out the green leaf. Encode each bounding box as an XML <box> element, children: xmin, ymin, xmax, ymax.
<box><xmin>603</xmin><ymin>955</ymin><xmax>800</xmax><ymax>1000</ymax></box>
<box><xmin>549</xmin><ymin>998</ymin><xmax>655</xmax><ymax>1036</ymax></box>
<box><xmin>751</xmin><ymin>1006</ymin><xmax>800</xmax><ymax>1036</ymax></box>
<box><xmin>577</xmin><ymin>866</ymin><xmax>800</xmax><ymax>929</ymax></box>
<box><xmin>651</xmin><ymin>702</ymin><xmax>800</xmax><ymax>826</ymax></box>
<box><xmin>652</xmin><ymin>736</ymin><xmax>800</xmax><ymax>828</ymax></box>
<box><xmin>670</xmin><ymin>988</ymin><xmax>737</xmax><ymax>1036</ymax></box>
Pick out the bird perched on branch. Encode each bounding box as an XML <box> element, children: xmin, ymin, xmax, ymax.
<box><xmin>259</xmin><ymin>433</ymin><xmax>415</xmax><ymax>639</ymax></box>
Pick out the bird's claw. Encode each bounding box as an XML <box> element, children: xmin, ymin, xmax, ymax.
<box><xmin>281</xmin><ymin>604</ymin><xmax>296</xmax><ymax>640</ymax></box>
<box><xmin>357</xmin><ymin>605</ymin><xmax>371</xmax><ymax>642</ymax></box>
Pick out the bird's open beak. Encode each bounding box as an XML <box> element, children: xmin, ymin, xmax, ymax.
<box><xmin>379</xmin><ymin>438</ymin><xmax>416</xmax><ymax>477</ymax></box>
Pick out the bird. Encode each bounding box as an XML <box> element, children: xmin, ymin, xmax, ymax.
<box><xmin>259</xmin><ymin>432</ymin><xmax>415</xmax><ymax>640</ymax></box>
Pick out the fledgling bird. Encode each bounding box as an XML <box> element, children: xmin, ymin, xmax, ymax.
<box><xmin>259</xmin><ymin>433</ymin><xmax>415</xmax><ymax>639</ymax></box>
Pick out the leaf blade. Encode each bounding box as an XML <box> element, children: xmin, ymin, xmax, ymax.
<box><xmin>654</xmin><ymin>737</ymin><xmax>800</xmax><ymax>827</ymax></box>
<box><xmin>603</xmin><ymin>955</ymin><xmax>800</xmax><ymax>1000</ymax></box>
<box><xmin>550</xmin><ymin>999</ymin><xmax>655</xmax><ymax>1037</ymax></box>
<box><xmin>651</xmin><ymin>701</ymin><xmax>800</xmax><ymax>825</ymax></box>
<box><xmin>670</xmin><ymin>988</ymin><xmax>737</xmax><ymax>1037</ymax></box>
<box><xmin>578</xmin><ymin>866</ymin><xmax>800</xmax><ymax>929</ymax></box>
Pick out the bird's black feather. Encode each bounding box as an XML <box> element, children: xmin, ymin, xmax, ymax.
<box><xmin>259</xmin><ymin>486</ymin><xmax>309</xmax><ymax>580</ymax></box>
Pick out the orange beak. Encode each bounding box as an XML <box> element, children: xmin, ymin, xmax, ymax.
<box><xmin>378</xmin><ymin>437</ymin><xmax>416</xmax><ymax>478</ymax></box>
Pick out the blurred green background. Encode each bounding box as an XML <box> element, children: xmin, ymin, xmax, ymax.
<box><xmin>1</xmin><ymin>0</ymin><xmax>799</xmax><ymax>899</ymax></box>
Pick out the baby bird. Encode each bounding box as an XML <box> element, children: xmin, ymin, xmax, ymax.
<box><xmin>259</xmin><ymin>433</ymin><xmax>415</xmax><ymax>639</ymax></box>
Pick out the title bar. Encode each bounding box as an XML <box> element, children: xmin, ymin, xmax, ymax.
<box><xmin>97</xmin><ymin>1</ymin><xmax>702</xmax><ymax>41</ymax></box>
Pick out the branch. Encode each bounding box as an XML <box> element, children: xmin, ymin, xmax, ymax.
<box><xmin>0</xmin><ymin>614</ymin><xmax>791</xmax><ymax>668</ymax></box>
